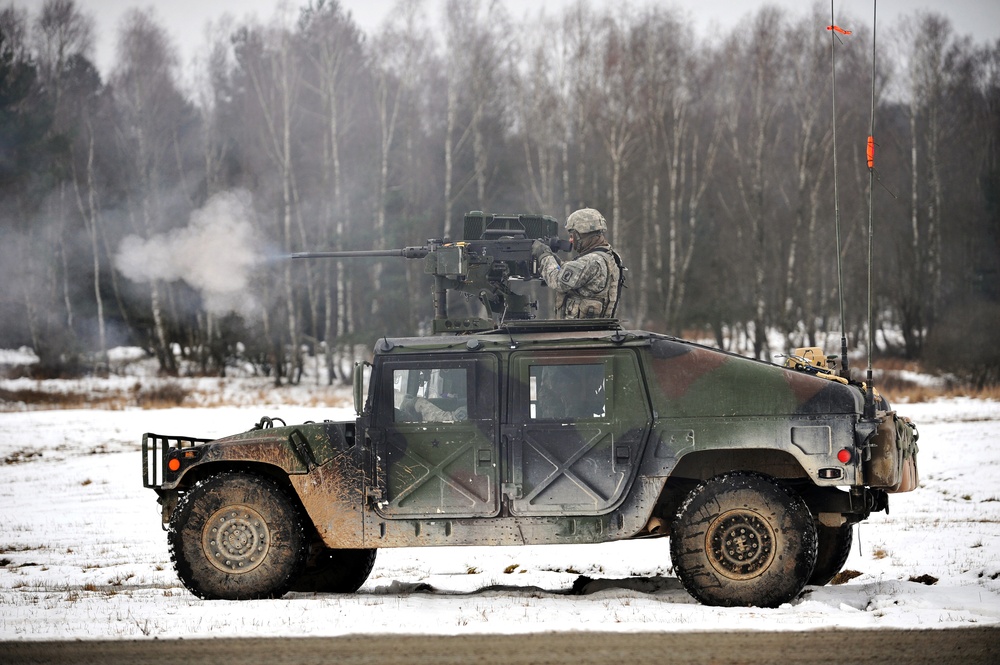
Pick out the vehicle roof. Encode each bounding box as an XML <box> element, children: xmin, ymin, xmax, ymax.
<box><xmin>371</xmin><ymin>319</ymin><xmax>822</xmax><ymax>376</ymax></box>
<box><xmin>374</xmin><ymin>320</ymin><xmax>651</xmax><ymax>354</ymax></box>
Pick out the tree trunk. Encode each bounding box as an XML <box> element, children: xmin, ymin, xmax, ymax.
<box><xmin>71</xmin><ymin>124</ymin><xmax>107</xmax><ymax>370</ymax></box>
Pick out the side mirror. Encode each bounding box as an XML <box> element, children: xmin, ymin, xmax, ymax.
<box><xmin>353</xmin><ymin>361</ymin><xmax>371</xmax><ymax>416</ymax></box>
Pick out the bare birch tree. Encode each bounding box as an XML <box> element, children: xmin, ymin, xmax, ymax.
<box><xmin>238</xmin><ymin>11</ymin><xmax>307</xmax><ymax>383</ymax></box>
<box><xmin>368</xmin><ymin>0</ymin><xmax>428</xmax><ymax>321</ymax></box>
<box><xmin>717</xmin><ymin>8</ymin><xmax>788</xmax><ymax>359</ymax></box>
<box><xmin>631</xmin><ymin>7</ymin><xmax>720</xmax><ymax>332</ymax></box>
<box><xmin>780</xmin><ymin>11</ymin><xmax>836</xmax><ymax>348</ymax></box>
<box><xmin>112</xmin><ymin>9</ymin><xmax>184</xmax><ymax>373</ymax></box>
<box><xmin>892</xmin><ymin>12</ymin><xmax>959</xmax><ymax>358</ymax></box>
<box><xmin>32</xmin><ymin>0</ymin><xmax>94</xmax><ymax>353</ymax></box>
<box><xmin>512</xmin><ymin>13</ymin><xmax>567</xmax><ymax>214</ymax></box>
<box><xmin>299</xmin><ymin>0</ymin><xmax>367</xmax><ymax>383</ymax></box>
<box><xmin>442</xmin><ymin>0</ymin><xmax>511</xmax><ymax>235</ymax></box>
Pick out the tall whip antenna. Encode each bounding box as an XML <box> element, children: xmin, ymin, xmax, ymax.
<box><xmin>864</xmin><ymin>0</ymin><xmax>878</xmax><ymax>418</ymax></box>
<box><xmin>829</xmin><ymin>1</ymin><xmax>850</xmax><ymax>379</ymax></box>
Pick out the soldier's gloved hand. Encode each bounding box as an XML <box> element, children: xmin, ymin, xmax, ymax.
<box><xmin>532</xmin><ymin>239</ymin><xmax>553</xmax><ymax>262</ymax></box>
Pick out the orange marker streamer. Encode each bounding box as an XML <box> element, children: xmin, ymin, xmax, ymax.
<box><xmin>827</xmin><ymin>25</ymin><xmax>852</xmax><ymax>35</ymax></box>
<box><xmin>867</xmin><ymin>136</ymin><xmax>875</xmax><ymax>169</ymax></box>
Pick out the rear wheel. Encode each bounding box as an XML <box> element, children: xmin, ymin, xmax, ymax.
<box><xmin>294</xmin><ymin>547</ymin><xmax>377</xmax><ymax>593</ymax></box>
<box><xmin>169</xmin><ymin>472</ymin><xmax>305</xmax><ymax>600</ymax></box>
<box><xmin>670</xmin><ymin>472</ymin><xmax>817</xmax><ymax>607</ymax></box>
<box><xmin>809</xmin><ymin>523</ymin><xmax>853</xmax><ymax>586</ymax></box>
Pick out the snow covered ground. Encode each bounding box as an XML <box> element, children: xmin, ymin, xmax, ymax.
<box><xmin>1</xmin><ymin>387</ymin><xmax>998</xmax><ymax>640</ymax></box>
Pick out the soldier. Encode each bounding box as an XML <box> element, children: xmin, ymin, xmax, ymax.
<box><xmin>531</xmin><ymin>208</ymin><xmax>625</xmax><ymax>319</ymax></box>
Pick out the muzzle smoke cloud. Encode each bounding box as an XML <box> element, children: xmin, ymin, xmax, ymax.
<box><xmin>115</xmin><ymin>190</ymin><xmax>261</xmax><ymax>316</ymax></box>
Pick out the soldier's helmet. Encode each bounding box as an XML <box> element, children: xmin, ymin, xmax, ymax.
<box><xmin>565</xmin><ymin>208</ymin><xmax>607</xmax><ymax>234</ymax></box>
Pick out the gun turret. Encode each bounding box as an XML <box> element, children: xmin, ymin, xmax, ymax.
<box><xmin>294</xmin><ymin>212</ymin><xmax>569</xmax><ymax>333</ymax></box>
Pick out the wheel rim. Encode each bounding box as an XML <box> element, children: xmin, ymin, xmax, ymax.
<box><xmin>705</xmin><ymin>509</ymin><xmax>776</xmax><ymax>580</ymax></box>
<box><xmin>202</xmin><ymin>505</ymin><xmax>270</xmax><ymax>574</ymax></box>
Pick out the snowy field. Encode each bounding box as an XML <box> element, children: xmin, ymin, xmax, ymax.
<box><xmin>1</xmin><ymin>384</ymin><xmax>999</xmax><ymax>640</ymax></box>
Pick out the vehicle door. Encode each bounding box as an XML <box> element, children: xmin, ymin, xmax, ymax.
<box><xmin>506</xmin><ymin>349</ymin><xmax>651</xmax><ymax>516</ymax></box>
<box><xmin>370</xmin><ymin>354</ymin><xmax>500</xmax><ymax>518</ymax></box>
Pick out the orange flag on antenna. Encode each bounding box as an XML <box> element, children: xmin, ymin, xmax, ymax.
<box><xmin>867</xmin><ymin>136</ymin><xmax>875</xmax><ymax>169</ymax></box>
<box><xmin>827</xmin><ymin>25</ymin><xmax>852</xmax><ymax>35</ymax></box>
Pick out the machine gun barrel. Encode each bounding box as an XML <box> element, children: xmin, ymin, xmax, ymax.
<box><xmin>289</xmin><ymin>212</ymin><xmax>566</xmax><ymax>332</ymax></box>
<box><xmin>292</xmin><ymin>246</ymin><xmax>430</xmax><ymax>260</ymax></box>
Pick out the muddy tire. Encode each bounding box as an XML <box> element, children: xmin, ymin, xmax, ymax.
<box><xmin>809</xmin><ymin>523</ymin><xmax>853</xmax><ymax>586</ymax></box>
<box><xmin>168</xmin><ymin>472</ymin><xmax>305</xmax><ymax>600</ymax></box>
<box><xmin>294</xmin><ymin>548</ymin><xmax>377</xmax><ymax>593</ymax></box>
<box><xmin>670</xmin><ymin>472</ymin><xmax>817</xmax><ymax>607</ymax></box>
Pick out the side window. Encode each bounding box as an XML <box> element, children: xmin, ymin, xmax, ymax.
<box><xmin>393</xmin><ymin>367</ymin><xmax>469</xmax><ymax>423</ymax></box>
<box><xmin>529</xmin><ymin>363</ymin><xmax>606</xmax><ymax>420</ymax></box>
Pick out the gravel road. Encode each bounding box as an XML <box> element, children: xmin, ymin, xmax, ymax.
<box><xmin>5</xmin><ymin>626</ymin><xmax>998</xmax><ymax>665</ymax></box>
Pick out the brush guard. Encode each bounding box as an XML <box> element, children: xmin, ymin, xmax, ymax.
<box><xmin>142</xmin><ymin>432</ymin><xmax>213</xmax><ymax>489</ymax></box>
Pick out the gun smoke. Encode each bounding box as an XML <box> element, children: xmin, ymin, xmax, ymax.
<box><xmin>115</xmin><ymin>190</ymin><xmax>261</xmax><ymax>316</ymax></box>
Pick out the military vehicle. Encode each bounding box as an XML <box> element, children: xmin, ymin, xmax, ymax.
<box><xmin>142</xmin><ymin>211</ymin><xmax>919</xmax><ymax>608</ymax></box>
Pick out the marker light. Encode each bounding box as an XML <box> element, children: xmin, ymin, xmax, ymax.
<box><xmin>168</xmin><ymin>458</ymin><xmax>181</xmax><ymax>472</ymax></box>
<box><xmin>837</xmin><ymin>448</ymin><xmax>853</xmax><ymax>464</ymax></box>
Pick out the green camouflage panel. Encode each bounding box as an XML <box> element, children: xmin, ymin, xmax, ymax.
<box><xmin>645</xmin><ymin>338</ymin><xmax>863</xmax><ymax>419</ymax></box>
<box><xmin>640</xmin><ymin>338</ymin><xmax>866</xmax><ymax>486</ymax></box>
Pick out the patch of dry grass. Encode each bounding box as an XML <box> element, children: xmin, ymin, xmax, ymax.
<box><xmin>0</xmin><ymin>382</ymin><xmax>190</xmax><ymax>411</ymax></box>
<box><xmin>0</xmin><ymin>385</ymin><xmax>191</xmax><ymax>411</ymax></box>
<box><xmin>908</xmin><ymin>573</ymin><xmax>939</xmax><ymax>585</ymax></box>
<box><xmin>0</xmin><ymin>387</ymin><xmax>109</xmax><ymax>410</ymax></box>
<box><xmin>0</xmin><ymin>378</ymin><xmax>349</xmax><ymax>412</ymax></box>
<box><xmin>830</xmin><ymin>569</ymin><xmax>863</xmax><ymax>585</ymax></box>
<box><xmin>866</xmin><ymin>358</ymin><xmax>1000</xmax><ymax>404</ymax></box>
<box><xmin>131</xmin><ymin>381</ymin><xmax>190</xmax><ymax>408</ymax></box>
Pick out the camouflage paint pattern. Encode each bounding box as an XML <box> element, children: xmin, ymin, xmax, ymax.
<box><xmin>144</xmin><ymin>323</ymin><xmax>917</xmax><ymax>551</ymax></box>
<box><xmin>537</xmin><ymin>248</ymin><xmax>621</xmax><ymax>319</ymax></box>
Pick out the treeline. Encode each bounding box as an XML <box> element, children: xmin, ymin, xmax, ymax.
<box><xmin>1</xmin><ymin>0</ymin><xmax>997</xmax><ymax>386</ymax></box>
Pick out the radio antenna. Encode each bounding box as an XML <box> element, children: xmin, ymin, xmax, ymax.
<box><xmin>828</xmin><ymin>1</ymin><xmax>850</xmax><ymax>379</ymax></box>
<box><xmin>864</xmin><ymin>0</ymin><xmax>878</xmax><ymax>418</ymax></box>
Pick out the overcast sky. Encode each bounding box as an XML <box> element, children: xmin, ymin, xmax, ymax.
<box><xmin>10</xmin><ymin>0</ymin><xmax>1000</xmax><ymax>80</ymax></box>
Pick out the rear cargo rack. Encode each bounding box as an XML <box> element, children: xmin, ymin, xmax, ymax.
<box><xmin>142</xmin><ymin>432</ymin><xmax>213</xmax><ymax>488</ymax></box>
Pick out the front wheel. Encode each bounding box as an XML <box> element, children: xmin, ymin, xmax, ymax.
<box><xmin>168</xmin><ymin>472</ymin><xmax>306</xmax><ymax>600</ymax></box>
<box><xmin>670</xmin><ymin>472</ymin><xmax>817</xmax><ymax>607</ymax></box>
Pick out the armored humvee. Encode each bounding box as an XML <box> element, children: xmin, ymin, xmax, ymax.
<box><xmin>142</xmin><ymin>213</ymin><xmax>918</xmax><ymax>608</ymax></box>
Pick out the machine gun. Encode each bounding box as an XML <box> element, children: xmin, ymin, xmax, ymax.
<box><xmin>293</xmin><ymin>211</ymin><xmax>570</xmax><ymax>333</ymax></box>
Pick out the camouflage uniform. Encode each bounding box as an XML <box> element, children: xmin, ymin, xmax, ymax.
<box><xmin>534</xmin><ymin>208</ymin><xmax>624</xmax><ymax>319</ymax></box>
<box><xmin>401</xmin><ymin>395</ymin><xmax>468</xmax><ymax>422</ymax></box>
